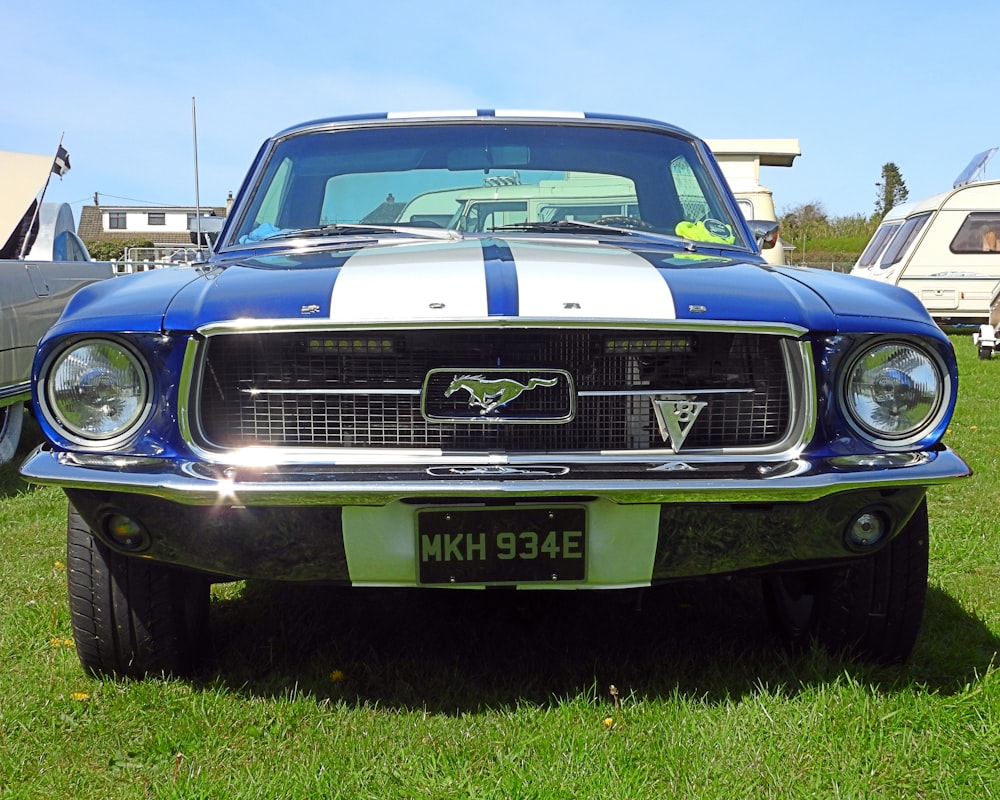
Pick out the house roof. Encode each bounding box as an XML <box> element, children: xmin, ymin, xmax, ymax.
<box><xmin>77</xmin><ymin>205</ymin><xmax>104</xmax><ymax>240</ymax></box>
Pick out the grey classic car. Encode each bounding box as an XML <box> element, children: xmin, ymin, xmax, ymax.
<box><xmin>0</xmin><ymin>148</ymin><xmax>114</xmax><ymax>461</ymax></box>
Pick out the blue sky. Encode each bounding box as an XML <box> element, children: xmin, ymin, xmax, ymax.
<box><xmin>5</xmin><ymin>0</ymin><xmax>1000</xmax><ymax>222</ymax></box>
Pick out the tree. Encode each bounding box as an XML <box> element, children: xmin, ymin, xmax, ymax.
<box><xmin>778</xmin><ymin>201</ymin><xmax>829</xmax><ymax>243</ymax></box>
<box><xmin>874</xmin><ymin>162</ymin><xmax>908</xmax><ymax>219</ymax></box>
<box><xmin>777</xmin><ymin>203</ymin><xmax>878</xmax><ymax>267</ymax></box>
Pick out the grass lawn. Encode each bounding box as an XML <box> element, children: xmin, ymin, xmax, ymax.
<box><xmin>1</xmin><ymin>335</ymin><xmax>997</xmax><ymax>798</ymax></box>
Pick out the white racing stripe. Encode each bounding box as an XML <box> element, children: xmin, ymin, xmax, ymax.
<box><xmin>506</xmin><ymin>240</ymin><xmax>676</xmax><ymax>319</ymax></box>
<box><xmin>329</xmin><ymin>238</ymin><xmax>676</xmax><ymax>321</ymax></box>
<box><xmin>329</xmin><ymin>240</ymin><xmax>489</xmax><ymax>321</ymax></box>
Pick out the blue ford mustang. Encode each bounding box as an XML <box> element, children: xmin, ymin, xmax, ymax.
<box><xmin>21</xmin><ymin>111</ymin><xmax>971</xmax><ymax>676</ymax></box>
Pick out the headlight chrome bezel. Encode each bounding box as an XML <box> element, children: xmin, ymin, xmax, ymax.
<box><xmin>40</xmin><ymin>336</ymin><xmax>154</xmax><ymax>449</ymax></box>
<box><xmin>839</xmin><ymin>337</ymin><xmax>951</xmax><ymax>449</ymax></box>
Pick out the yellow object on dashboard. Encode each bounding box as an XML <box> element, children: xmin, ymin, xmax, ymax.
<box><xmin>675</xmin><ymin>219</ymin><xmax>735</xmax><ymax>244</ymax></box>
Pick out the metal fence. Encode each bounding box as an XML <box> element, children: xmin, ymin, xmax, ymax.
<box><xmin>789</xmin><ymin>261</ymin><xmax>854</xmax><ymax>273</ymax></box>
<box><xmin>112</xmin><ymin>246</ymin><xmax>209</xmax><ymax>275</ymax></box>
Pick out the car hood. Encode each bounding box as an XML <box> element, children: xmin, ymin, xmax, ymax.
<box><xmin>152</xmin><ymin>237</ymin><xmax>937</xmax><ymax>334</ymax></box>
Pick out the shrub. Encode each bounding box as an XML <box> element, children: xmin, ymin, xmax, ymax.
<box><xmin>84</xmin><ymin>238</ymin><xmax>154</xmax><ymax>261</ymax></box>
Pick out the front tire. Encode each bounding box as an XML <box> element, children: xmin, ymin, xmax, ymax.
<box><xmin>0</xmin><ymin>402</ymin><xmax>24</xmax><ymax>464</ymax></box>
<box><xmin>66</xmin><ymin>503</ymin><xmax>210</xmax><ymax>678</ymax></box>
<box><xmin>763</xmin><ymin>500</ymin><xmax>929</xmax><ymax>663</ymax></box>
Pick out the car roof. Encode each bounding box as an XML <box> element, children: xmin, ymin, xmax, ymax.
<box><xmin>273</xmin><ymin>110</ymin><xmax>697</xmax><ymax>141</ymax></box>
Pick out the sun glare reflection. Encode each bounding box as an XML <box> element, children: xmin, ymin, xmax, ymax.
<box><xmin>215</xmin><ymin>477</ymin><xmax>238</xmax><ymax>504</ymax></box>
<box><xmin>212</xmin><ymin>448</ymin><xmax>279</xmax><ymax>505</ymax></box>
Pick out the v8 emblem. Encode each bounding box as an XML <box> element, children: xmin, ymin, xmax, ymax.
<box><xmin>651</xmin><ymin>395</ymin><xmax>707</xmax><ymax>451</ymax></box>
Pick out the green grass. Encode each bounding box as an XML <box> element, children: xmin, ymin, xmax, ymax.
<box><xmin>1</xmin><ymin>336</ymin><xmax>999</xmax><ymax>798</ymax></box>
<box><xmin>791</xmin><ymin>234</ymin><xmax>873</xmax><ymax>266</ymax></box>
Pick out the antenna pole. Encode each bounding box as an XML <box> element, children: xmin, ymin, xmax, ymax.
<box><xmin>192</xmin><ymin>97</ymin><xmax>203</xmax><ymax>247</ymax></box>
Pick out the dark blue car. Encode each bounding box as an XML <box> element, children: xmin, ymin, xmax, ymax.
<box><xmin>21</xmin><ymin>111</ymin><xmax>971</xmax><ymax>677</ymax></box>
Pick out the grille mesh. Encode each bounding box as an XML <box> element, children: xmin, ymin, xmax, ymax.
<box><xmin>195</xmin><ymin>329</ymin><xmax>793</xmax><ymax>451</ymax></box>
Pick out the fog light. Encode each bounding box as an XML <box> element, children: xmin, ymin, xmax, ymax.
<box><xmin>605</xmin><ymin>336</ymin><xmax>691</xmax><ymax>354</ymax></box>
<box><xmin>102</xmin><ymin>512</ymin><xmax>150</xmax><ymax>552</ymax></box>
<box><xmin>307</xmin><ymin>337</ymin><xmax>395</xmax><ymax>354</ymax></box>
<box><xmin>847</xmin><ymin>511</ymin><xmax>887</xmax><ymax>548</ymax></box>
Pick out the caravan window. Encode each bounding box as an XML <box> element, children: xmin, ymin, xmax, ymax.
<box><xmin>857</xmin><ymin>222</ymin><xmax>903</xmax><ymax>267</ymax></box>
<box><xmin>879</xmin><ymin>212</ymin><xmax>931</xmax><ymax>269</ymax></box>
<box><xmin>457</xmin><ymin>201</ymin><xmax>528</xmax><ymax>232</ymax></box>
<box><xmin>949</xmin><ymin>212</ymin><xmax>1000</xmax><ymax>253</ymax></box>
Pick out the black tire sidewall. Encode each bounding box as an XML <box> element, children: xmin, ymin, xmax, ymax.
<box><xmin>0</xmin><ymin>403</ymin><xmax>24</xmax><ymax>464</ymax></box>
<box><xmin>66</xmin><ymin>503</ymin><xmax>210</xmax><ymax>678</ymax></box>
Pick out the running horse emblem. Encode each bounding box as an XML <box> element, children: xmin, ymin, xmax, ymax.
<box><xmin>444</xmin><ymin>374</ymin><xmax>559</xmax><ymax>415</ymax></box>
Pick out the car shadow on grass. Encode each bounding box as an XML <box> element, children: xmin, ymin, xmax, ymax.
<box><xmin>196</xmin><ymin>576</ymin><xmax>999</xmax><ymax>712</ymax></box>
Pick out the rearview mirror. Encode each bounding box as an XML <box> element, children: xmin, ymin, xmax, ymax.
<box><xmin>447</xmin><ymin>145</ymin><xmax>531</xmax><ymax>171</ymax></box>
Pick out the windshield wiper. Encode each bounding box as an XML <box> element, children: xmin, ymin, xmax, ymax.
<box><xmin>261</xmin><ymin>223</ymin><xmax>460</xmax><ymax>242</ymax></box>
<box><xmin>261</xmin><ymin>224</ymin><xmax>387</xmax><ymax>241</ymax></box>
<box><xmin>492</xmin><ymin>220</ymin><xmax>628</xmax><ymax>234</ymax></box>
<box><xmin>491</xmin><ymin>219</ymin><xmax>691</xmax><ymax>246</ymax></box>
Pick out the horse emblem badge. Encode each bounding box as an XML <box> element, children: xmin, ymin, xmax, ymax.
<box><xmin>422</xmin><ymin>369</ymin><xmax>574</xmax><ymax>423</ymax></box>
<box><xmin>445</xmin><ymin>374</ymin><xmax>558</xmax><ymax>415</ymax></box>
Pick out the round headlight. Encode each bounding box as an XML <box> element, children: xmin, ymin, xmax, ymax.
<box><xmin>842</xmin><ymin>340</ymin><xmax>947</xmax><ymax>445</ymax></box>
<box><xmin>44</xmin><ymin>339</ymin><xmax>151</xmax><ymax>444</ymax></box>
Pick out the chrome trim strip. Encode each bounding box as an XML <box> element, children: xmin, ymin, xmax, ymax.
<box><xmin>195</xmin><ymin>317</ymin><xmax>810</xmax><ymax>338</ymax></box>
<box><xmin>785</xmin><ymin>338</ymin><xmax>816</xmax><ymax>452</ymax></box>
<box><xmin>577</xmin><ymin>388</ymin><xmax>754</xmax><ymax>396</ymax></box>
<box><xmin>240</xmin><ymin>387</ymin><xmax>751</xmax><ymax>397</ymax></box>
<box><xmin>20</xmin><ymin>445</ymin><xmax>971</xmax><ymax>507</ymax></box>
<box><xmin>0</xmin><ymin>382</ymin><xmax>30</xmax><ymax>404</ymax></box>
<box><xmin>242</xmin><ymin>388</ymin><xmax>422</xmax><ymax>396</ymax></box>
<box><xmin>177</xmin><ymin>336</ymin><xmax>201</xmax><ymax>447</ymax></box>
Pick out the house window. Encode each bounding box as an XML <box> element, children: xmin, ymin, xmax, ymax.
<box><xmin>148</xmin><ymin>212</ymin><xmax>166</xmax><ymax>226</ymax></box>
<box><xmin>108</xmin><ymin>211</ymin><xmax>126</xmax><ymax>230</ymax></box>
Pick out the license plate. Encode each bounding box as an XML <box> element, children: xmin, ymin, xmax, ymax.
<box><xmin>417</xmin><ymin>506</ymin><xmax>586</xmax><ymax>584</ymax></box>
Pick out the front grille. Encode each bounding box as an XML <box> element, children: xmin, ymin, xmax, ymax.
<box><xmin>193</xmin><ymin>329</ymin><xmax>796</xmax><ymax>452</ymax></box>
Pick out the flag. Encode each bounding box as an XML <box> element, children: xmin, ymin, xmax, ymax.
<box><xmin>52</xmin><ymin>145</ymin><xmax>70</xmax><ymax>177</ymax></box>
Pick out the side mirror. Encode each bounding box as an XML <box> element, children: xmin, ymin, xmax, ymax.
<box><xmin>747</xmin><ymin>219</ymin><xmax>780</xmax><ymax>250</ymax></box>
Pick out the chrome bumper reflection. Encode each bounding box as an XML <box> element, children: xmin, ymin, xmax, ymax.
<box><xmin>20</xmin><ymin>445</ymin><xmax>971</xmax><ymax>507</ymax></box>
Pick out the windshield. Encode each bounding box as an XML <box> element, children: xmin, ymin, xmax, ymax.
<box><xmin>228</xmin><ymin>121</ymin><xmax>748</xmax><ymax>249</ymax></box>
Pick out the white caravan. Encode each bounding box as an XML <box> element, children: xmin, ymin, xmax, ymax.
<box><xmin>706</xmin><ymin>138</ymin><xmax>800</xmax><ymax>266</ymax></box>
<box><xmin>851</xmin><ymin>150</ymin><xmax>1000</xmax><ymax>326</ymax></box>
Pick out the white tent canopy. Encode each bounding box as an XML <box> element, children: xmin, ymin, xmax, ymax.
<box><xmin>0</xmin><ymin>150</ymin><xmax>58</xmax><ymax>249</ymax></box>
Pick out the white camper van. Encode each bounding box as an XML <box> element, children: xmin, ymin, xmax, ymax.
<box><xmin>851</xmin><ymin>150</ymin><xmax>1000</xmax><ymax>326</ymax></box>
<box><xmin>706</xmin><ymin>139</ymin><xmax>800</xmax><ymax>266</ymax></box>
<box><xmin>391</xmin><ymin>139</ymin><xmax>801</xmax><ymax>265</ymax></box>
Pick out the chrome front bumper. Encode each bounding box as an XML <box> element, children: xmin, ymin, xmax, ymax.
<box><xmin>20</xmin><ymin>444</ymin><xmax>971</xmax><ymax>507</ymax></box>
<box><xmin>24</xmin><ymin>445</ymin><xmax>970</xmax><ymax>584</ymax></box>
